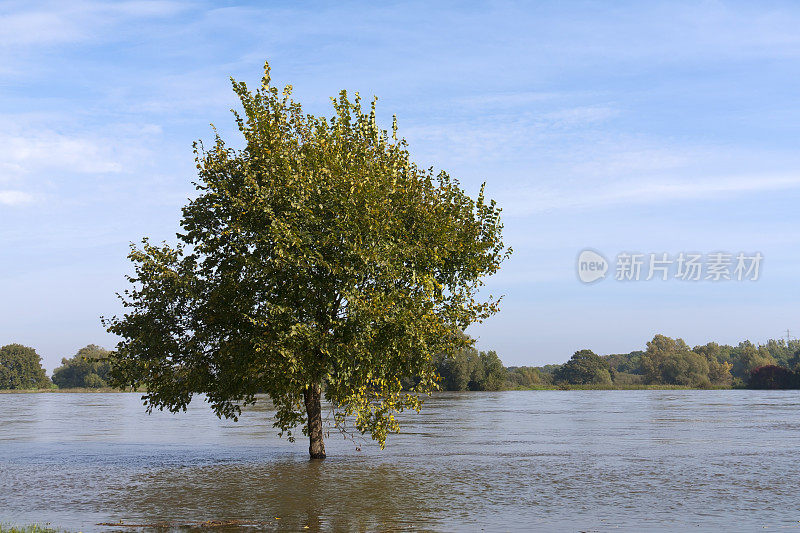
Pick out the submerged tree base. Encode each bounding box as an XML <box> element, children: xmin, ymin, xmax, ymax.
<box><xmin>304</xmin><ymin>384</ymin><xmax>327</xmax><ymax>459</ymax></box>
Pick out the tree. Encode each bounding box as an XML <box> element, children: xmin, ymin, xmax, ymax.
<box><xmin>604</xmin><ymin>351</ymin><xmax>644</xmax><ymax>375</ymax></box>
<box><xmin>730</xmin><ymin>341</ymin><xmax>775</xmax><ymax>379</ymax></box>
<box><xmin>706</xmin><ymin>358</ymin><xmax>733</xmax><ymax>388</ymax></box>
<box><xmin>433</xmin><ymin>343</ymin><xmax>484</xmax><ymax>391</ymax></box>
<box><xmin>747</xmin><ymin>365</ymin><xmax>798</xmax><ymax>390</ymax></box>
<box><xmin>104</xmin><ymin>63</ymin><xmax>509</xmax><ymax>459</ymax></box>
<box><xmin>506</xmin><ymin>366</ymin><xmax>548</xmax><ymax>388</ymax></box>
<box><xmin>0</xmin><ymin>344</ymin><xmax>50</xmax><ymax>390</ymax></box>
<box><xmin>641</xmin><ymin>335</ymin><xmax>710</xmax><ymax>387</ymax></box>
<box><xmin>478</xmin><ymin>350</ymin><xmax>506</xmax><ymax>390</ymax></box>
<box><xmin>554</xmin><ymin>349</ymin><xmax>611</xmax><ymax>385</ymax></box>
<box><xmin>692</xmin><ymin>342</ymin><xmax>733</xmax><ymax>387</ymax></box>
<box><xmin>52</xmin><ymin>345</ymin><xmax>111</xmax><ymax>389</ymax></box>
<box><xmin>787</xmin><ymin>349</ymin><xmax>800</xmax><ymax>371</ymax></box>
<box><xmin>762</xmin><ymin>339</ymin><xmax>792</xmax><ymax>367</ymax></box>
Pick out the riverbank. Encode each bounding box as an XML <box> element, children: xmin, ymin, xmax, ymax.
<box><xmin>0</xmin><ymin>525</ymin><xmax>59</xmax><ymax>533</ymax></box>
<box><xmin>536</xmin><ymin>383</ymin><xmax>732</xmax><ymax>391</ymax></box>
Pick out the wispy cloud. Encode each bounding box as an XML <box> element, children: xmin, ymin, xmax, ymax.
<box><xmin>0</xmin><ymin>10</ymin><xmax>83</xmax><ymax>46</ymax></box>
<box><xmin>500</xmin><ymin>174</ymin><xmax>800</xmax><ymax>216</ymax></box>
<box><xmin>0</xmin><ymin>0</ymin><xmax>186</xmax><ymax>47</ymax></box>
<box><xmin>0</xmin><ymin>128</ymin><xmax>124</xmax><ymax>179</ymax></box>
<box><xmin>0</xmin><ymin>115</ymin><xmax>172</xmax><ymax>212</ymax></box>
<box><xmin>0</xmin><ymin>190</ymin><xmax>34</xmax><ymax>205</ymax></box>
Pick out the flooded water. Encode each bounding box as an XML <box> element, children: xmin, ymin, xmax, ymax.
<box><xmin>1</xmin><ymin>390</ymin><xmax>800</xmax><ymax>532</ymax></box>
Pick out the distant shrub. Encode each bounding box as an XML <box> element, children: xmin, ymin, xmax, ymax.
<box><xmin>747</xmin><ymin>365</ymin><xmax>798</xmax><ymax>390</ymax></box>
<box><xmin>506</xmin><ymin>366</ymin><xmax>550</xmax><ymax>388</ymax></box>
<box><xmin>0</xmin><ymin>344</ymin><xmax>51</xmax><ymax>390</ymax></box>
<box><xmin>555</xmin><ymin>350</ymin><xmax>611</xmax><ymax>385</ymax></box>
<box><xmin>52</xmin><ymin>345</ymin><xmax>111</xmax><ymax>389</ymax></box>
<box><xmin>612</xmin><ymin>371</ymin><xmax>645</xmax><ymax>386</ymax></box>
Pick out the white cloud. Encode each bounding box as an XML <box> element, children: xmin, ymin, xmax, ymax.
<box><xmin>0</xmin><ymin>190</ymin><xmax>33</xmax><ymax>205</ymax></box>
<box><xmin>0</xmin><ymin>129</ymin><xmax>124</xmax><ymax>179</ymax></box>
<box><xmin>0</xmin><ymin>0</ymin><xmax>187</xmax><ymax>47</ymax></box>
<box><xmin>500</xmin><ymin>174</ymin><xmax>800</xmax><ymax>216</ymax></box>
<box><xmin>0</xmin><ymin>10</ymin><xmax>83</xmax><ymax>46</ymax></box>
<box><xmin>0</xmin><ymin>114</ymin><xmax>170</xmax><ymax>212</ymax></box>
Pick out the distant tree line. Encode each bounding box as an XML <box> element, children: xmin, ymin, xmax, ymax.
<box><xmin>531</xmin><ymin>334</ymin><xmax>800</xmax><ymax>390</ymax></box>
<box><xmin>605</xmin><ymin>334</ymin><xmax>800</xmax><ymax>389</ymax></box>
<box><xmin>433</xmin><ymin>334</ymin><xmax>800</xmax><ymax>391</ymax></box>
<box><xmin>0</xmin><ymin>344</ymin><xmax>110</xmax><ymax>390</ymax></box>
<box><xmin>427</xmin><ymin>341</ymin><xmax>551</xmax><ymax>390</ymax></box>
<box><xmin>430</xmin><ymin>346</ymin><xmax>509</xmax><ymax>391</ymax></box>
<box><xmin>3</xmin><ymin>334</ymin><xmax>800</xmax><ymax>391</ymax></box>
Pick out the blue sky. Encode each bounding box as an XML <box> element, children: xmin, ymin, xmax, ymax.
<box><xmin>2</xmin><ymin>0</ymin><xmax>800</xmax><ymax>371</ymax></box>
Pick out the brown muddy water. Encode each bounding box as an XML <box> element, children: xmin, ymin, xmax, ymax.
<box><xmin>1</xmin><ymin>390</ymin><xmax>800</xmax><ymax>532</ymax></box>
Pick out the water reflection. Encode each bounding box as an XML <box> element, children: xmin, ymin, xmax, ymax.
<box><xmin>128</xmin><ymin>459</ymin><xmax>449</xmax><ymax>531</ymax></box>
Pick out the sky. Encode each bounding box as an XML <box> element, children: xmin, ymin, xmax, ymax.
<box><xmin>2</xmin><ymin>0</ymin><xmax>800</xmax><ymax>372</ymax></box>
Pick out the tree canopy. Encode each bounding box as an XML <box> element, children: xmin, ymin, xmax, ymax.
<box><xmin>554</xmin><ymin>349</ymin><xmax>611</xmax><ymax>386</ymax></box>
<box><xmin>640</xmin><ymin>335</ymin><xmax>711</xmax><ymax>387</ymax></box>
<box><xmin>433</xmin><ymin>342</ymin><xmax>484</xmax><ymax>391</ymax></box>
<box><xmin>747</xmin><ymin>365</ymin><xmax>799</xmax><ymax>390</ymax></box>
<box><xmin>432</xmin><ymin>343</ymin><xmax>507</xmax><ymax>391</ymax></box>
<box><xmin>0</xmin><ymin>344</ymin><xmax>50</xmax><ymax>390</ymax></box>
<box><xmin>52</xmin><ymin>345</ymin><xmax>112</xmax><ymax>389</ymax></box>
<box><xmin>104</xmin><ymin>62</ymin><xmax>509</xmax><ymax>458</ymax></box>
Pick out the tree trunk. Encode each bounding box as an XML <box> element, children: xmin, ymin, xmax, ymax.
<box><xmin>303</xmin><ymin>383</ymin><xmax>326</xmax><ymax>459</ymax></box>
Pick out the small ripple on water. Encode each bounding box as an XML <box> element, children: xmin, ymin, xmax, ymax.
<box><xmin>2</xmin><ymin>391</ymin><xmax>800</xmax><ymax>531</ymax></box>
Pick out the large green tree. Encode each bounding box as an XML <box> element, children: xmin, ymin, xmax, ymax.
<box><xmin>0</xmin><ymin>344</ymin><xmax>50</xmax><ymax>390</ymax></box>
<box><xmin>641</xmin><ymin>335</ymin><xmax>710</xmax><ymax>387</ymax></box>
<box><xmin>52</xmin><ymin>345</ymin><xmax>112</xmax><ymax>389</ymax></box>
<box><xmin>554</xmin><ymin>349</ymin><xmax>611</xmax><ymax>385</ymax></box>
<box><xmin>104</xmin><ymin>63</ymin><xmax>509</xmax><ymax>459</ymax></box>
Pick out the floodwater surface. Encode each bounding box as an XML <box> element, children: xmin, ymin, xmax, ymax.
<box><xmin>1</xmin><ymin>390</ymin><xmax>800</xmax><ymax>531</ymax></box>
